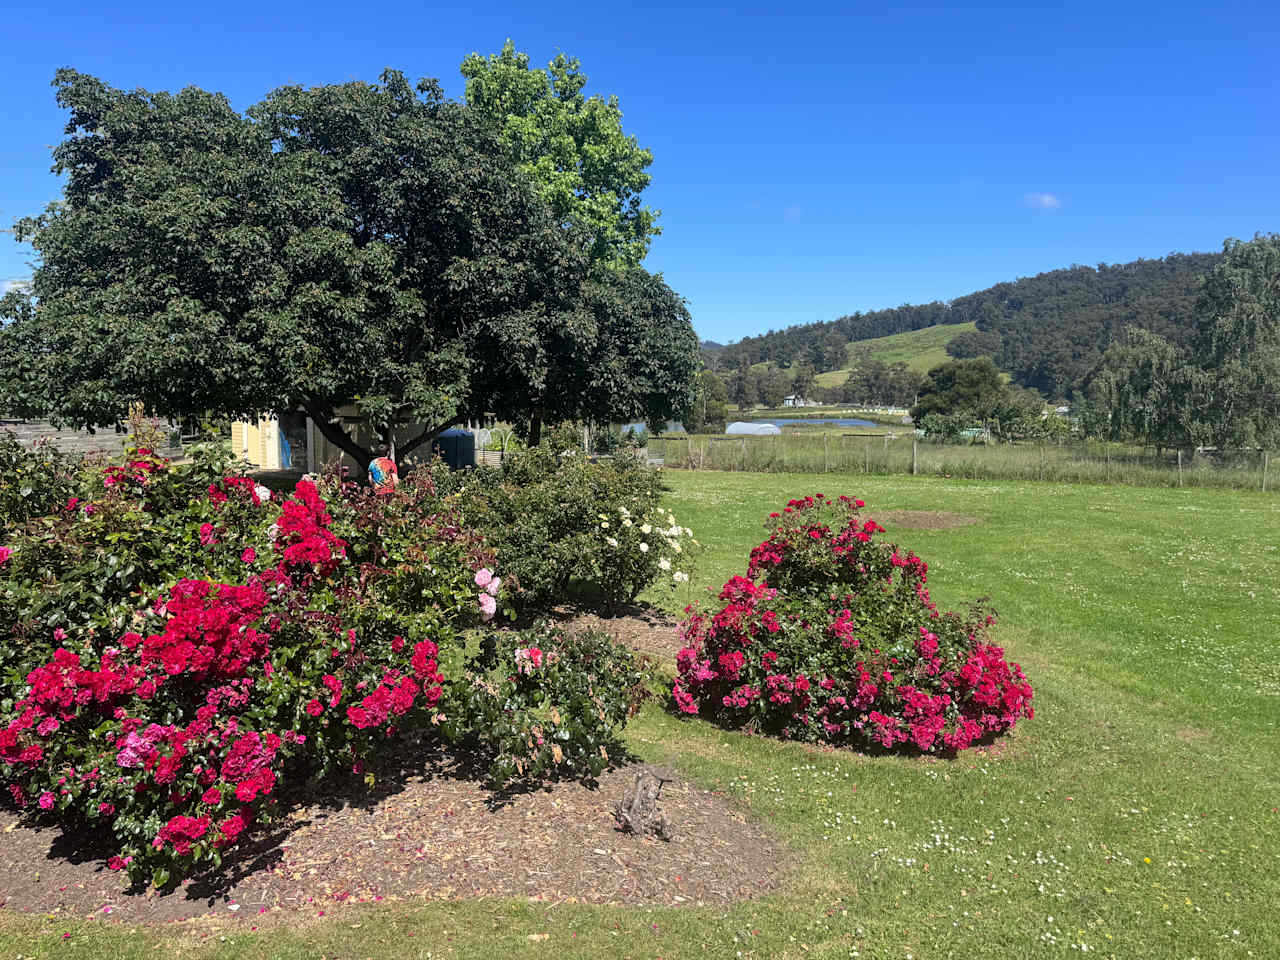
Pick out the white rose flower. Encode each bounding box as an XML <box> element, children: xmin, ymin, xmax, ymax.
<box><xmin>255</xmin><ymin>485</ymin><xmax>272</xmax><ymax>502</ymax></box>
<box><xmin>606</xmin><ymin>536</ymin><xmax>618</xmax><ymax>547</ymax></box>
<box><xmin>673</xmin><ymin>543</ymin><xmax>682</xmax><ymax>554</ymax></box>
<box><xmin>673</xmin><ymin>571</ymin><xmax>688</xmax><ymax>583</ymax></box>
<box><xmin>639</xmin><ymin>542</ymin><xmax>649</xmax><ymax>553</ymax></box>
<box><xmin>600</xmin><ymin>521</ymin><xmax>609</xmax><ymax>529</ymax></box>
<box><xmin>622</xmin><ymin>518</ymin><xmax>633</xmax><ymax>527</ymax></box>
<box><xmin>641</xmin><ymin>523</ymin><xmax>652</xmax><ymax>534</ymax></box>
<box><xmin>684</xmin><ymin>527</ymin><xmax>693</xmax><ymax>537</ymax></box>
<box><xmin>658</xmin><ymin>558</ymin><xmax>671</xmax><ymax>571</ymax></box>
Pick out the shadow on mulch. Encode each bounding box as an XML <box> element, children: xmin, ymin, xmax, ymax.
<box><xmin>0</xmin><ymin>737</ymin><xmax>785</xmax><ymax>927</ymax></box>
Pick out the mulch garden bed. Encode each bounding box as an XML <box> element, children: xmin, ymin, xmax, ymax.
<box><xmin>0</xmin><ymin>745</ymin><xmax>784</xmax><ymax>926</ymax></box>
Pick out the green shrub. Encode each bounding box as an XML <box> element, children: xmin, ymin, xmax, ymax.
<box><xmin>444</xmin><ymin>624</ymin><xmax>653</xmax><ymax>785</ymax></box>
<box><xmin>453</xmin><ymin>447</ymin><xmax>693</xmax><ymax>611</ymax></box>
<box><xmin>0</xmin><ymin>432</ymin><xmax>86</xmax><ymax>535</ymax></box>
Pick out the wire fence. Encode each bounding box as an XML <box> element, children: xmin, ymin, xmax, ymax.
<box><xmin>649</xmin><ymin>433</ymin><xmax>1274</xmax><ymax>492</ymax></box>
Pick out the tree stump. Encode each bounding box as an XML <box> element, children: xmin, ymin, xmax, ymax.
<box><xmin>613</xmin><ymin>768</ymin><xmax>674</xmax><ymax>841</ymax></box>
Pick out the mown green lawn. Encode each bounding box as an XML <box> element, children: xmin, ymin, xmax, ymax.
<box><xmin>4</xmin><ymin>471</ymin><xmax>1276</xmax><ymax>958</ymax></box>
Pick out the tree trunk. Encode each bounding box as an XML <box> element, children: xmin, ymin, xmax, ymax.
<box><xmin>304</xmin><ymin>402</ymin><xmax>373</xmax><ymax>472</ymax></box>
<box><xmin>529</xmin><ymin>411</ymin><xmax>543</xmax><ymax>447</ymax></box>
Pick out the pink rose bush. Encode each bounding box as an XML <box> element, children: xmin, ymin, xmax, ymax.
<box><xmin>673</xmin><ymin>494</ymin><xmax>1033</xmax><ymax>753</ymax></box>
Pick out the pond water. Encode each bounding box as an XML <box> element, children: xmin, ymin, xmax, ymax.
<box><xmin>750</xmin><ymin>417</ymin><xmax>877</xmax><ymax>428</ymax></box>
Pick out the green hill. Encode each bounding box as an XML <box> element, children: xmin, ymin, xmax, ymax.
<box><xmin>813</xmin><ymin>321</ymin><xmax>978</xmax><ymax>387</ymax></box>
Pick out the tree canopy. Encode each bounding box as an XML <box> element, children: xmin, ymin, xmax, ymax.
<box><xmin>0</xmin><ymin>68</ymin><xmax>698</xmax><ymax>465</ymax></box>
<box><xmin>910</xmin><ymin>357</ymin><xmax>1041</xmax><ymax>431</ymax></box>
<box><xmin>1188</xmin><ymin>234</ymin><xmax>1280</xmax><ymax>448</ymax></box>
<box><xmin>461</xmin><ymin>40</ymin><xmax>658</xmax><ymax>269</ymax></box>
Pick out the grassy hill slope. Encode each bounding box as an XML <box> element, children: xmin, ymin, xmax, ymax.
<box><xmin>811</xmin><ymin>320</ymin><xmax>977</xmax><ymax>387</ymax></box>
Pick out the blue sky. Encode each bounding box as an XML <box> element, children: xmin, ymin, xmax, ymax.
<box><xmin>2</xmin><ymin>1</ymin><xmax>1277</xmax><ymax>343</ymax></box>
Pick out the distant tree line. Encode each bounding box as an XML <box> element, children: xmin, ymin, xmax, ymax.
<box><xmin>704</xmin><ymin>252</ymin><xmax>1224</xmax><ymax>403</ymax></box>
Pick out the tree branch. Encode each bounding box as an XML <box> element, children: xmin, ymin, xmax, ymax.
<box><xmin>304</xmin><ymin>402</ymin><xmax>372</xmax><ymax>471</ymax></box>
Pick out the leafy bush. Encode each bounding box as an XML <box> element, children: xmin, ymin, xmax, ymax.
<box><xmin>0</xmin><ymin>448</ymin><xmax>649</xmax><ymax>887</ymax></box>
<box><xmin>0</xmin><ymin>432</ymin><xmax>86</xmax><ymax>534</ymax></box>
<box><xmin>455</xmin><ymin>447</ymin><xmax>696</xmax><ymax>611</ymax></box>
<box><xmin>673</xmin><ymin>494</ymin><xmax>1033</xmax><ymax>753</ymax></box>
<box><xmin>444</xmin><ymin>624</ymin><xmax>653</xmax><ymax>786</ymax></box>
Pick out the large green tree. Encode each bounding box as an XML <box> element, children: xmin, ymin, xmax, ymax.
<box><xmin>461</xmin><ymin>41</ymin><xmax>659</xmax><ymax>268</ymax></box>
<box><xmin>911</xmin><ymin>357</ymin><xmax>1040</xmax><ymax>427</ymax></box>
<box><xmin>1188</xmin><ymin>233</ymin><xmax>1280</xmax><ymax>448</ymax></box>
<box><xmin>1082</xmin><ymin>326</ymin><xmax>1195</xmax><ymax>451</ymax></box>
<box><xmin>1</xmin><ymin>69</ymin><xmax>697</xmax><ymax>466</ymax></box>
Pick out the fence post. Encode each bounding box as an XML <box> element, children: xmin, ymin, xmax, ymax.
<box><xmin>864</xmin><ymin>439</ymin><xmax>870</xmax><ymax>474</ymax></box>
<box><xmin>741</xmin><ymin>437</ymin><xmax>747</xmax><ymax>471</ymax></box>
<box><xmin>1264</xmin><ymin>452</ymin><xmax>1270</xmax><ymax>492</ymax></box>
<box><xmin>883</xmin><ymin>434</ymin><xmax>888</xmax><ymax>473</ymax></box>
<box><xmin>1177</xmin><ymin>449</ymin><xmax>1183</xmax><ymax>487</ymax></box>
<box><xmin>824</xmin><ymin>432</ymin><xmax>829</xmax><ymax>473</ymax></box>
<box><xmin>701</xmin><ymin>439</ymin><xmax>706</xmax><ymax>470</ymax></box>
<box><xmin>1039</xmin><ymin>443</ymin><xmax>1045</xmax><ymax>482</ymax></box>
<box><xmin>911</xmin><ymin>437</ymin><xmax>917</xmax><ymax>476</ymax></box>
<box><xmin>780</xmin><ymin>434</ymin><xmax>786</xmax><ymax>471</ymax></box>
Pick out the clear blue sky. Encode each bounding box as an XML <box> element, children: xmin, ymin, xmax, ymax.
<box><xmin>2</xmin><ymin>1</ymin><xmax>1277</xmax><ymax>344</ymax></box>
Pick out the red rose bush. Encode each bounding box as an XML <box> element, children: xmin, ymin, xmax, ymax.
<box><xmin>673</xmin><ymin>494</ymin><xmax>1032</xmax><ymax>753</ymax></box>
<box><xmin>0</xmin><ymin>447</ymin><xmax>648</xmax><ymax>887</ymax></box>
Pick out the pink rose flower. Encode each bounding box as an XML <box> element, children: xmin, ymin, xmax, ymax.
<box><xmin>474</xmin><ymin>568</ymin><xmax>494</xmax><ymax>589</ymax></box>
<box><xmin>479</xmin><ymin>592</ymin><xmax>497</xmax><ymax>621</ymax></box>
<box><xmin>38</xmin><ymin>791</ymin><xmax>55</xmax><ymax>810</ymax></box>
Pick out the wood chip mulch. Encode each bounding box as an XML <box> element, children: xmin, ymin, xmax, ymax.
<box><xmin>549</xmin><ymin>606</ymin><xmax>686</xmax><ymax>665</ymax></box>
<box><xmin>0</xmin><ymin>748</ymin><xmax>785</xmax><ymax>926</ymax></box>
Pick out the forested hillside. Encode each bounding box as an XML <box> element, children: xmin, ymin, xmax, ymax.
<box><xmin>707</xmin><ymin>251</ymin><xmax>1222</xmax><ymax>399</ymax></box>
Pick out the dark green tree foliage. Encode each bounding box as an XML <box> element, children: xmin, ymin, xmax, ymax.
<box><xmin>1082</xmin><ymin>326</ymin><xmax>1194</xmax><ymax>451</ymax></box>
<box><xmin>1188</xmin><ymin>234</ymin><xmax>1280</xmax><ymax>448</ymax></box>
<box><xmin>945</xmin><ymin>327</ymin><xmax>1002</xmax><ymax>360</ymax></box>
<box><xmin>759</xmin><ymin>366</ymin><xmax>790</xmax><ymax>409</ymax></box>
<box><xmin>0</xmin><ymin>70</ymin><xmax>698</xmax><ymax>465</ymax></box>
<box><xmin>563</xmin><ymin>269</ymin><xmax>699</xmax><ymax>428</ymax></box>
<box><xmin>707</xmin><ymin>253</ymin><xmax>1221</xmax><ymax>401</ymax></box>
<box><xmin>949</xmin><ymin>254</ymin><xmax>1219</xmax><ymax>398</ymax></box>
<box><xmin>686</xmin><ymin>369</ymin><xmax>728</xmax><ymax>433</ymax></box>
<box><xmin>911</xmin><ymin>357</ymin><xmax>1038</xmax><ymax>425</ymax></box>
<box><xmin>839</xmin><ymin>351</ymin><xmax>924</xmax><ymax>407</ymax></box>
<box><xmin>790</xmin><ymin>361</ymin><xmax>816</xmax><ymax>401</ymax></box>
<box><xmin>731</xmin><ymin>357</ymin><xmax>757</xmax><ymax>411</ymax></box>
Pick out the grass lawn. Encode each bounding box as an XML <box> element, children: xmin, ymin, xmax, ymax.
<box><xmin>4</xmin><ymin>471</ymin><xmax>1276</xmax><ymax>958</ymax></box>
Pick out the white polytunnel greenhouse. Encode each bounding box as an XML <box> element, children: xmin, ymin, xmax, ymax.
<box><xmin>725</xmin><ymin>421</ymin><xmax>782</xmax><ymax>436</ymax></box>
